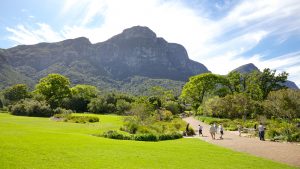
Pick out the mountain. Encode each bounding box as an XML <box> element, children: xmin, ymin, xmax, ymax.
<box><xmin>232</xmin><ymin>63</ymin><xmax>259</xmax><ymax>73</ymax></box>
<box><xmin>231</xmin><ymin>63</ymin><xmax>299</xmax><ymax>89</ymax></box>
<box><xmin>0</xmin><ymin>26</ymin><xmax>209</xmax><ymax>93</ymax></box>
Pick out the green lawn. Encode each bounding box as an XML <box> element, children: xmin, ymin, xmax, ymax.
<box><xmin>0</xmin><ymin>113</ymin><xmax>296</xmax><ymax>169</ymax></box>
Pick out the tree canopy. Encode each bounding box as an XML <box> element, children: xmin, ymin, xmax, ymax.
<box><xmin>180</xmin><ymin>73</ymin><xmax>230</xmax><ymax>109</ymax></box>
<box><xmin>35</xmin><ymin>74</ymin><xmax>71</xmax><ymax>108</ymax></box>
<box><xmin>3</xmin><ymin>84</ymin><xmax>30</xmax><ymax>102</ymax></box>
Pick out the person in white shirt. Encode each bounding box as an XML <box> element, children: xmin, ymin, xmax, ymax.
<box><xmin>209</xmin><ymin>124</ymin><xmax>216</xmax><ymax>139</ymax></box>
<box><xmin>219</xmin><ymin>124</ymin><xmax>224</xmax><ymax>139</ymax></box>
<box><xmin>258</xmin><ymin>123</ymin><xmax>265</xmax><ymax>141</ymax></box>
<box><xmin>213</xmin><ymin>123</ymin><xmax>218</xmax><ymax>134</ymax></box>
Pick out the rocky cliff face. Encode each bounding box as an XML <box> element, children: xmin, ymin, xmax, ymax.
<box><xmin>91</xmin><ymin>26</ymin><xmax>208</xmax><ymax>80</ymax></box>
<box><xmin>0</xmin><ymin>26</ymin><xmax>209</xmax><ymax>90</ymax></box>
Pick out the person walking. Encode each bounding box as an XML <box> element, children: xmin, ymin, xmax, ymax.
<box><xmin>209</xmin><ymin>124</ymin><xmax>216</xmax><ymax>139</ymax></box>
<box><xmin>258</xmin><ymin>123</ymin><xmax>265</xmax><ymax>141</ymax></box>
<box><xmin>198</xmin><ymin>125</ymin><xmax>203</xmax><ymax>137</ymax></box>
<box><xmin>237</xmin><ymin>124</ymin><xmax>242</xmax><ymax>137</ymax></box>
<box><xmin>213</xmin><ymin>123</ymin><xmax>218</xmax><ymax>134</ymax></box>
<box><xmin>219</xmin><ymin>124</ymin><xmax>224</xmax><ymax>139</ymax></box>
<box><xmin>185</xmin><ymin>123</ymin><xmax>190</xmax><ymax>136</ymax></box>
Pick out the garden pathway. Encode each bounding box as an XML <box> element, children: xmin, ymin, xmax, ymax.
<box><xmin>183</xmin><ymin>116</ymin><xmax>300</xmax><ymax>167</ymax></box>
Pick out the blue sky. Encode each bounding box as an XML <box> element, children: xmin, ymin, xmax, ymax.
<box><xmin>1</xmin><ymin>0</ymin><xmax>300</xmax><ymax>87</ymax></box>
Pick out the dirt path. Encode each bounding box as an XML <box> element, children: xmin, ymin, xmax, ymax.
<box><xmin>183</xmin><ymin>116</ymin><xmax>300</xmax><ymax>167</ymax></box>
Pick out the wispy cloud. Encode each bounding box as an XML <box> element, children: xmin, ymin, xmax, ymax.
<box><xmin>6</xmin><ymin>23</ymin><xmax>63</xmax><ymax>45</ymax></box>
<box><xmin>4</xmin><ymin>0</ymin><xmax>300</xmax><ymax>86</ymax></box>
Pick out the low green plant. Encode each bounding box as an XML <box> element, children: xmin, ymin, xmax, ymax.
<box><xmin>102</xmin><ymin>130</ymin><xmax>182</xmax><ymax>142</ymax></box>
<box><xmin>134</xmin><ymin>133</ymin><xmax>158</xmax><ymax>141</ymax></box>
<box><xmin>53</xmin><ymin>113</ymin><xmax>99</xmax><ymax>123</ymax></box>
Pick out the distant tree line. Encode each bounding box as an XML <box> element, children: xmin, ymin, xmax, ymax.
<box><xmin>0</xmin><ymin>74</ymin><xmax>184</xmax><ymax>118</ymax></box>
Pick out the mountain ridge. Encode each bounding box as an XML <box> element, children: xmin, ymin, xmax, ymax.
<box><xmin>0</xmin><ymin>26</ymin><xmax>209</xmax><ymax>93</ymax></box>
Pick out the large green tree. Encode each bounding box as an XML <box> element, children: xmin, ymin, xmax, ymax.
<box><xmin>259</xmin><ymin>68</ymin><xmax>288</xmax><ymax>99</ymax></box>
<box><xmin>35</xmin><ymin>74</ymin><xmax>71</xmax><ymax>108</ymax></box>
<box><xmin>180</xmin><ymin>73</ymin><xmax>230</xmax><ymax>110</ymax></box>
<box><xmin>227</xmin><ymin>69</ymin><xmax>288</xmax><ymax>100</ymax></box>
<box><xmin>63</xmin><ymin>84</ymin><xmax>99</xmax><ymax>112</ymax></box>
<box><xmin>3</xmin><ymin>84</ymin><xmax>30</xmax><ymax>103</ymax></box>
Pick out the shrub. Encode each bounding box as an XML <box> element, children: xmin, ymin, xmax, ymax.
<box><xmin>52</xmin><ymin>113</ymin><xmax>99</xmax><ymax>123</ymax></box>
<box><xmin>102</xmin><ymin>130</ymin><xmax>131</xmax><ymax>140</ymax></box>
<box><xmin>161</xmin><ymin>110</ymin><xmax>173</xmax><ymax>121</ymax></box>
<box><xmin>133</xmin><ymin>133</ymin><xmax>158</xmax><ymax>141</ymax></box>
<box><xmin>53</xmin><ymin>107</ymin><xmax>73</xmax><ymax>115</ymax></box>
<box><xmin>158</xmin><ymin>132</ymin><xmax>182</xmax><ymax>140</ymax></box>
<box><xmin>116</xmin><ymin>99</ymin><xmax>131</xmax><ymax>115</ymax></box>
<box><xmin>101</xmin><ymin>130</ymin><xmax>182</xmax><ymax>142</ymax></box>
<box><xmin>10</xmin><ymin>99</ymin><xmax>53</xmax><ymax>117</ymax></box>
<box><xmin>164</xmin><ymin>101</ymin><xmax>181</xmax><ymax>114</ymax></box>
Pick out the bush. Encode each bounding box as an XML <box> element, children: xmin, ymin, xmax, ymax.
<box><xmin>102</xmin><ymin>130</ymin><xmax>131</xmax><ymax>140</ymax></box>
<box><xmin>53</xmin><ymin>107</ymin><xmax>73</xmax><ymax>115</ymax></box>
<box><xmin>53</xmin><ymin>113</ymin><xmax>99</xmax><ymax>123</ymax></box>
<box><xmin>10</xmin><ymin>99</ymin><xmax>53</xmax><ymax>117</ymax></box>
<box><xmin>266</xmin><ymin>120</ymin><xmax>300</xmax><ymax>142</ymax></box>
<box><xmin>158</xmin><ymin>132</ymin><xmax>182</xmax><ymax>140</ymax></box>
<box><xmin>116</xmin><ymin>99</ymin><xmax>131</xmax><ymax>115</ymax></box>
<box><xmin>133</xmin><ymin>133</ymin><xmax>158</xmax><ymax>141</ymax></box>
<box><xmin>160</xmin><ymin>110</ymin><xmax>173</xmax><ymax>121</ymax></box>
<box><xmin>164</xmin><ymin>101</ymin><xmax>181</xmax><ymax>114</ymax></box>
<box><xmin>101</xmin><ymin>130</ymin><xmax>182</xmax><ymax>142</ymax></box>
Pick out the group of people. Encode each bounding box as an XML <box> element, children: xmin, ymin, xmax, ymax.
<box><xmin>199</xmin><ymin>122</ymin><xmax>266</xmax><ymax>141</ymax></box>
<box><xmin>198</xmin><ymin>123</ymin><xmax>224</xmax><ymax>140</ymax></box>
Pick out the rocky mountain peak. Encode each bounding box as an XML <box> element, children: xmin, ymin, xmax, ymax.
<box><xmin>115</xmin><ymin>26</ymin><xmax>157</xmax><ymax>40</ymax></box>
<box><xmin>60</xmin><ymin>37</ymin><xmax>91</xmax><ymax>46</ymax></box>
<box><xmin>232</xmin><ymin>63</ymin><xmax>259</xmax><ymax>73</ymax></box>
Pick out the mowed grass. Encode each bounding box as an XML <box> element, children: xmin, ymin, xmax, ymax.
<box><xmin>0</xmin><ymin>113</ymin><xmax>296</xmax><ymax>169</ymax></box>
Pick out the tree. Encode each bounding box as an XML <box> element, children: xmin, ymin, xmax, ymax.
<box><xmin>3</xmin><ymin>84</ymin><xmax>30</xmax><ymax>103</ymax></box>
<box><xmin>245</xmin><ymin>71</ymin><xmax>263</xmax><ymax>101</ymax></box>
<box><xmin>149</xmin><ymin>86</ymin><xmax>175</xmax><ymax>102</ymax></box>
<box><xmin>87</xmin><ymin>96</ymin><xmax>115</xmax><ymax>114</ymax></box>
<box><xmin>35</xmin><ymin>74</ymin><xmax>71</xmax><ymax>108</ymax></box>
<box><xmin>180</xmin><ymin>73</ymin><xmax>230</xmax><ymax>110</ymax></box>
<box><xmin>263</xmin><ymin>89</ymin><xmax>300</xmax><ymax>120</ymax></box>
<box><xmin>116</xmin><ymin>99</ymin><xmax>131</xmax><ymax>115</ymax></box>
<box><xmin>164</xmin><ymin>100</ymin><xmax>182</xmax><ymax>114</ymax></box>
<box><xmin>63</xmin><ymin>84</ymin><xmax>99</xmax><ymax>112</ymax></box>
<box><xmin>259</xmin><ymin>68</ymin><xmax>288</xmax><ymax>99</ymax></box>
<box><xmin>148</xmin><ymin>96</ymin><xmax>162</xmax><ymax>110</ymax></box>
<box><xmin>71</xmin><ymin>84</ymin><xmax>99</xmax><ymax>99</ymax></box>
<box><xmin>227</xmin><ymin>71</ymin><xmax>243</xmax><ymax>93</ymax></box>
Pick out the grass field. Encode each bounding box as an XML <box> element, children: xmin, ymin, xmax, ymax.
<box><xmin>0</xmin><ymin>113</ymin><xmax>296</xmax><ymax>169</ymax></box>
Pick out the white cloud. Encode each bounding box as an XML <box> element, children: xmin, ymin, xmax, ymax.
<box><xmin>6</xmin><ymin>23</ymin><xmax>63</xmax><ymax>45</ymax></box>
